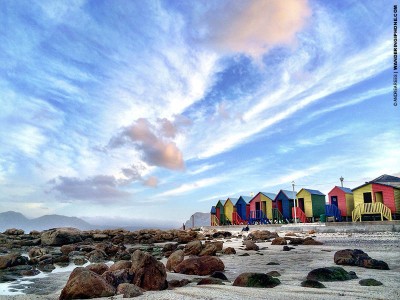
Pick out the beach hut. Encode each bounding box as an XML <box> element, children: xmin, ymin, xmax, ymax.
<box><xmin>352</xmin><ymin>174</ymin><xmax>400</xmax><ymax>221</ymax></box>
<box><xmin>296</xmin><ymin>189</ymin><xmax>326</xmax><ymax>222</ymax></box>
<box><xmin>327</xmin><ymin>186</ymin><xmax>354</xmax><ymax>221</ymax></box>
<box><xmin>210</xmin><ymin>206</ymin><xmax>219</xmax><ymax>226</ymax></box>
<box><xmin>233</xmin><ymin>196</ymin><xmax>251</xmax><ymax>224</ymax></box>
<box><xmin>224</xmin><ymin>198</ymin><xmax>236</xmax><ymax>225</ymax></box>
<box><xmin>274</xmin><ymin>190</ymin><xmax>297</xmax><ymax>221</ymax></box>
<box><xmin>249</xmin><ymin>192</ymin><xmax>275</xmax><ymax>224</ymax></box>
<box><xmin>215</xmin><ymin>200</ymin><xmax>227</xmax><ymax>225</ymax></box>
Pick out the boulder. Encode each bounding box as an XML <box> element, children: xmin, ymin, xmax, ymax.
<box><xmin>359</xmin><ymin>278</ymin><xmax>383</xmax><ymax>286</ymax></box>
<box><xmin>3</xmin><ymin>228</ymin><xmax>24</xmax><ymax>235</ymax></box>
<box><xmin>243</xmin><ymin>240</ymin><xmax>259</xmax><ymax>251</ymax></box>
<box><xmin>301</xmin><ymin>280</ymin><xmax>326</xmax><ymax>288</ymax></box>
<box><xmin>28</xmin><ymin>247</ymin><xmax>49</xmax><ymax>259</ymax></box>
<box><xmin>102</xmin><ymin>269</ymin><xmax>132</xmax><ymax>287</ymax></box>
<box><xmin>223</xmin><ymin>247</ymin><xmax>236</xmax><ymax>255</ymax></box>
<box><xmin>197</xmin><ymin>277</ymin><xmax>224</xmax><ymax>285</ymax></box>
<box><xmin>86</xmin><ymin>263</ymin><xmax>109</xmax><ymax>275</ymax></box>
<box><xmin>88</xmin><ymin>249</ymin><xmax>108</xmax><ymax>263</ymax></box>
<box><xmin>233</xmin><ymin>273</ymin><xmax>281</xmax><ymax>288</ymax></box>
<box><xmin>168</xmin><ymin>279</ymin><xmax>191</xmax><ymax>289</ymax></box>
<box><xmin>59</xmin><ymin>267</ymin><xmax>116</xmax><ymax>299</ymax></box>
<box><xmin>0</xmin><ymin>253</ymin><xmax>28</xmax><ymax>269</ymax></box>
<box><xmin>109</xmin><ymin>260</ymin><xmax>132</xmax><ymax>272</ymax></box>
<box><xmin>303</xmin><ymin>237</ymin><xmax>323</xmax><ymax>245</ymax></box>
<box><xmin>174</xmin><ymin>256</ymin><xmax>224</xmax><ymax>276</ymax></box>
<box><xmin>166</xmin><ymin>250</ymin><xmax>184</xmax><ymax>272</ymax></box>
<box><xmin>334</xmin><ymin>249</ymin><xmax>389</xmax><ymax>270</ymax></box>
<box><xmin>41</xmin><ymin>228</ymin><xmax>83</xmax><ymax>246</ymax></box>
<box><xmin>271</xmin><ymin>237</ymin><xmax>287</xmax><ymax>245</ymax></box>
<box><xmin>60</xmin><ymin>244</ymin><xmax>77</xmax><ymax>256</ymax></box>
<box><xmin>248</xmin><ymin>230</ymin><xmax>278</xmax><ymax>241</ymax></box>
<box><xmin>116</xmin><ymin>283</ymin><xmax>144</xmax><ymax>298</ymax></box>
<box><xmin>210</xmin><ymin>271</ymin><xmax>228</xmax><ymax>281</ymax></box>
<box><xmin>184</xmin><ymin>240</ymin><xmax>202</xmax><ymax>256</ymax></box>
<box><xmin>306</xmin><ymin>267</ymin><xmax>353</xmax><ymax>281</ymax></box>
<box><xmin>199</xmin><ymin>243</ymin><xmax>218</xmax><ymax>256</ymax></box>
<box><xmin>266</xmin><ymin>271</ymin><xmax>281</xmax><ymax>277</ymax></box>
<box><xmin>130</xmin><ymin>250</ymin><xmax>167</xmax><ymax>291</ymax></box>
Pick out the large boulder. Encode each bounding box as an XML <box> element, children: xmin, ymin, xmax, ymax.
<box><xmin>184</xmin><ymin>240</ymin><xmax>202</xmax><ymax>256</ymax></box>
<box><xmin>28</xmin><ymin>247</ymin><xmax>49</xmax><ymax>259</ymax></box>
<box><xmin>59</xmin><ymin>267</ymin><xmax>116</xmax><ymax>299</ymax></box>
<box><xmin>166</xmin><ymin>250</ymin><xmax>184</xmax><ymax>272</ymax></box>
<box><xmin>0</xmin><ymin>253</ymin><xmax>28</xmax><ymax>269</ymax></box>
<box><xmin>334</xmin><ymin>249</ymin><xmax>389</xmax><ymax>270</ymax></box>
<box><xmin>306</xmin><ymin>267</ymin><xmax>355</xmax><ymax>281</ymax></box>
<box><xmin>233</xmin><ymin>273</ymin><xmax>281</xmax><ymax>288</ymax></box>
<box><xmin>223</xmin><ymin>247</ymin><xmax>236</xmax><ymax>255</ymax></box>
<box><xmin>41</xmin><ymin>228</ymin><xmax>83</xmax><ymax>246</ymax></box>
<box><xmin>174</xmin><ymin>256</ymin><xmax>224</xmax><ymax>276</ymax></box>
<box><xmin>130</xmin><ymin>250</ymin><xmax>167</xmax><ymax>291</ymax></box>
<box><xmin>248</xmin><ymin>230</ymin><xmax>278</xmax><ymax>241</ymax></box>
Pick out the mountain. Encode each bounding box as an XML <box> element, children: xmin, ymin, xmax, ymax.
<box><xmin>0</xmin><ymin>211</ymin><xmax>93</xmax><ymax>232</ymax></box>
<box><xmin>184</xmin><ymin>212</ymin><xmax>210</xmax><ymax>229</ymax></box>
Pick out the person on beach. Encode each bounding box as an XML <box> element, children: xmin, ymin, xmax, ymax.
<box><xmin>242</xmin><ymin>225</ymin><xmax>249</xmax><ymax>231</ymax></box>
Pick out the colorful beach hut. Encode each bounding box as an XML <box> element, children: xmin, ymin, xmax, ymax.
<box><xmin>223</xmin><ymin>198</ymin><xmax>236</xmax><ymax>225</ymax></box>
<box><xmin>215</xmin><ymin>200</ymin><xmax>227</xmax><ymax>225</ymax></box>
<box><xmin>233</xmin><ymin>196</ymin><xmax>251</xmax><ymax>224</ymax></box>
<box><xmin>296</xmin><ymin>189</ymin><xmax>326</xmax><ymax>221</ymax></box>
<box><xmin>328</xmin><ymin>186</ymin><xmax>354</xmax><ymax>221</ymax></box>
<box><xmin>210</xmin><ymin>206</ymin><xmax>219</xmax><ymax>226</ymax></box>
<box><xmin>248</xmin><ymin>192</ymin><xmax>275</xmax><ymax>224</ymax></box>
<box><xmin>274</xmin><ymin>190</ymin><xmax>296</xmax><ymax>221</ymax></box>
<box><xmin>352</xmin><ymin>174</ymin><xmax>399</xmax><ymax>221</ymax></box>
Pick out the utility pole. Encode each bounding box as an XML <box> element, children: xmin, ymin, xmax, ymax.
<box><xmin>340</xmin><ymin>176</ymin><xmax>344</xmax><ymax>187</ymax></box>
<box><xmin>292</xmin><ymin>181</ymin><xmax>297</xmax><ymax>224</ymax></box>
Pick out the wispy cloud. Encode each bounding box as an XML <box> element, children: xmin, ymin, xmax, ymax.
<box><xmin>155</xmin><ymin>176</ymin><xmax>226</xmax><ymax>198</ymax></box>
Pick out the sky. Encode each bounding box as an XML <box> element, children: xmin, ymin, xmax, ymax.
<box><xmin>0</xmin><ymin>0</ymin><xmax>399</xmax><ymax>228</ymax></box>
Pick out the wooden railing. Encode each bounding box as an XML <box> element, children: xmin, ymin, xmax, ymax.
<box><xmin>232</xmin><ymin>212</ymin><xmax>247</xmax><ymax>225</ymax></box>
<box><xmin>211</xmin><ymin>215</ymin><xmax>219</xmax><ymax>226</ymax></box>
<box><xmin>272</xmin><ymin>208</ymin><xmax>284</xmax><ymax>223</ymax></box>
<box><xmin>292</xmin><ymin>207</ymin><xmax>307</xmax><ymax>223</ymax></box>
<box><xmin>352</xmin><ymin>202</ymin><xmax>392</xmax><ymax>222</ymax></box>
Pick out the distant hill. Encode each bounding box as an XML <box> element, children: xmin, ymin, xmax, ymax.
<box><xmin>0</xmin><ymin>211</ymin><xmax>93</xmax><ymax>232</ymax></box>
<box><xmin>184</xmin><ymin>212</ymin><xmax>210</xmax><ymax>228</ymax></box>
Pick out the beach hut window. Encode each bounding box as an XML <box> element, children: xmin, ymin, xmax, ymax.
<box><xmin>363</xmin><ymin>192</ymin><xmax>372</xmax><ymax>203</ymax></box>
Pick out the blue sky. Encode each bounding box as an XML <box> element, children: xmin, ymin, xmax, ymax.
<box><xmin>0</xmin><ymin>0</ymin><xmax>398</xmax><ymax>227</ymax></box>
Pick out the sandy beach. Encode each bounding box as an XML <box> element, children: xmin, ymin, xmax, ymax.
<box><xmin>1</xmin><ymin>230</ymin><xmax>399</xmax><ymax>300</ymax></box>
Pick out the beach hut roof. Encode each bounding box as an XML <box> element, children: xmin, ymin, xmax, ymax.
<box><xmin>260</xmin><ymin>192</ymin><xmax>277</xmax><ymax>200</ymax></box>
<box><xmin>236</xmin><ymin>196</ymin><xmax>252</xmax><ymax>204</ymax></box>
<box><xmin>371</xmin><ymin>174</ymin><xmax>400</xmax><ymax>188</ymax></box>
<box><xmin>304</xmin><ymin>189</ymin><xmax>325</xmax><ymax>196</ymax></box>
<box><xmin>277</xmin><ymin>189</ymin><xmax>297</xmax><ymax>200</ymax></box>
<box><xmin>353</xmin><ymin>174</ymin><xmax>400</xmax><ymax>190</ymax></box>
<box><xmin>228</xmin><ymin>197</ymin><xmax>238</xmax><ymax>203</ymax></box>
<box><xmin>336</xmin><ymin>186</ymin><xmax>353</xmax><ymax>194</ymax></box>
<box><xmin>211</xmin><ymin>206</ymin><xmax>216</xmax><ymax>214</ymax></box>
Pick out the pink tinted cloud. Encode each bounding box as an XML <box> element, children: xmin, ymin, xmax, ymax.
<box><xmin>208</xmin><ymin>0</ymin><xmax>311</xmax><ymax>58</ymax></box>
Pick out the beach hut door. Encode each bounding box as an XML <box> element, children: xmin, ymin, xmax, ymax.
<box><xmin>363</xmin><ymin>192</ymin><xmax>372</xmax><ymax>203</ymax></box>
<box><xmin>256</xmin><ymin>202</ymin><xmax>261</xmax><ymax>211</ymax></box>
<box><xmin>331</xmin><ymin>196</ymin><xmax>338</xmax><ymax>207</ymax></box>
